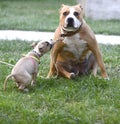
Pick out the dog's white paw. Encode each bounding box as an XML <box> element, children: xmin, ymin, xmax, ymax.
<box><xmin>104</xmin><ymin>77</ymin><xmax>110</xmax><ymax>80</ymax></box>
<box><xmin>70</xmin><ymin>73</ymin><xmax>76</xmax><ymax>79</ymax></box>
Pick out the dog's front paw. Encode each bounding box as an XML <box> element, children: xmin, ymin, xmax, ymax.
<box><xmin>70</xmin><ymin>73</ymin><xmax>76</xmax><ymax>79</ymax></box>
<box><xmin>101</xmin><ymin>77</ymin><xmax>110</xmax><ymax>80</ymax></box>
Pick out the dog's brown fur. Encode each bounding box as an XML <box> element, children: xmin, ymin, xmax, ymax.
<box><xmin>47</xmin><ymin>4</ymin><xmax>108</xmax><ymax>79</ymax></box>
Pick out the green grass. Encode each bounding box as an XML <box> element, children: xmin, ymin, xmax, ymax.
<box><xmin>0</xmin><ymin>0</ymin><xmax>76</xmax><ymax>32</ymax></box>
<box><xmin>0</xmin><ymin>0</ymin><xmax>120</xmax><ymax>123</ymax></box>
<box><xmin>0</xmin><ymin>0</ymin><xmax>120</xmax><ymax>35</ymax></box>
<box><xmin>0</xmin><ymin>40</ymin><xmax>120</xmax><ymax>124</ymax></box>
<box><xmin>86</xmin><ymin>19</ymin><xmax>120</xmax><ymax>35</ymax></box>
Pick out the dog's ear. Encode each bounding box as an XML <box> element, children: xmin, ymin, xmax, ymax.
<box><xmin>59</xmin><ymin>4</ymin><xmax>65</xmax><ymax>13</ymax></box>
<box><xmin>30</xmin><ymin>42</ymin><xmax>38</xmax><ymax>48</ymax></box>
<box><xmin>61</xmin><ymin>4</ymin><xmax>65</xmax><ymax>8</ymax></box>
<box><xmin>77</xmin><ymin>4</ymin><xmax>83</xmax><ymax>10</ymax></box>
<box><xmin>76</xmin><ymin>4</ymin><xmax>85</xmax><ymax>17</ymax></box>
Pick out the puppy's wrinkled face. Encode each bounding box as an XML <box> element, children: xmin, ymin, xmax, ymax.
<box><xmin>60</xmin><ymin>4</ymin><xmax>83</xmax><ymax>32</ymax></box>
<box><xmin>33</xmin><ymin>40</ymin><xmax>54</xmax><ymax>56</ymax></box>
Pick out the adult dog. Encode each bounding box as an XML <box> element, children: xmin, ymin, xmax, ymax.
<box><xmin>47</xmin><ymin>4</ymin><xmax>108</xmax><ymax>79</ymax></box>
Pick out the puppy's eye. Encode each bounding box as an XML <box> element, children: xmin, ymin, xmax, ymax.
<box><xmin>74</xmin><ymin>12</ymin><xmax>79</xmax><ymax>17</ymax></box>
<box><xmin>39</xmin><ymin>48</ymin><xmax>43</xmax><ymax>52</ymax></box>
<box><xmin>63</xmin><ymin>11</ymin><xmax>68</xmax><ymax>16</ymax></box>
<box><xmin>45</xmin><ymin>42</ymin><xmax>49</xmax><ymax>46</ymax></box>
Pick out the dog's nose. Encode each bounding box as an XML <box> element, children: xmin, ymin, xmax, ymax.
<box><xmin>67</xmin><ymin>17</ymin><xmax>74</xmax><ymax>27</ymax></box>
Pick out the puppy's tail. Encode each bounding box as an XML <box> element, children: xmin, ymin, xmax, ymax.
<box><xmin>4</xmin><ymin>74</ymin><xmax>14</xmax><ymax>91</ymax></box>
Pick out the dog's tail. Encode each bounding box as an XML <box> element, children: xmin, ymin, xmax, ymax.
<box><xmin>4</xmin><ymin>74</ymin><xmax>14</xmax><ymax>91</ymax></box>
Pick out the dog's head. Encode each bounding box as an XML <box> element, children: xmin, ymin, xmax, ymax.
<box><xmin>31</xmin><ymin>39</ymin><xmax>54</xmax><ymax>57</ymax></box>
<box><xmin>59</xmin><ymin>4</ymin><xmax>83</xmax><ymax>32</ymax></box>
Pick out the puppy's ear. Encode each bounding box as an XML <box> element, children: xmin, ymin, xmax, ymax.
<box><xmin>30</xmin><ymin>42</ymin><xmax>38</xmax><ymax>48</ymax></box>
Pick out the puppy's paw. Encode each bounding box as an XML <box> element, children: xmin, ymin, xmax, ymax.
<box><xmin>18</xmin><ymin>85</ymin><xmax>25</xmax><ymax>90</ymax></box>
<box><xmin>18</xmin><ymin>86</ymin><xmax>29</xmax><ymax>92</ymax></box>
<box><xmin>23</xmin><ymin>88</ymin><xmax>29</xmax><ymax>92</ymax></box>
<box><xmin>31</xmin><ymin>81</ymin><xmax>36</xmax><ymax>87</ymax></box>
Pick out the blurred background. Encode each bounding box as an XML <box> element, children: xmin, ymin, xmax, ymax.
<box><xmin>78</xmin><ymin>0</ymin><xmax>120</xmax><ymax>20</ymax></box>
<box><xmin>0</xmin><ymin>0</ymin><xmax>120</xmax><ymax>35</ymax></box>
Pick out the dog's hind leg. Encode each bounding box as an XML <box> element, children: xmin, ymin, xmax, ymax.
<box><xmin>87</xmin><ymin>53</ymin><xmax>98</xmax><ymax>77</ymax></box>
<box><xmin>16</xmin><ymin>73</ymin><xmax>32</xmax><ymax>91</ymax></box>
<box><xmin>31</xmin><ymin>73</ymin><xmax>37</xmax><ymax>86</ymax></box>
<box><xmin>56</xmin><ymin>62</ymin><xmax>76</xmax><ymax>79</ymax></box>
<box><xmin>92</xmin><ymin>62</ymin><xmax>98</xmax><ymax>77</ymax></box>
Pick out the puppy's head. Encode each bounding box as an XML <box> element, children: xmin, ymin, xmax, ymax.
<box><xmin>32</xmin><ymin>39</ymin><xmax>54</xmax><ymax>57</ymax></box>
<box><xmin>59</xmin><ymin>4</ymin><xmax>83</xmax><ymax>32</ymax></box>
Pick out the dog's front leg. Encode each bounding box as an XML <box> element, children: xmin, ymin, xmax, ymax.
<box><xmin>47</xmin><ymin>48</ymin><xmax>59</xmax><ymax>77</ymax></box>
<box><xmin>47</xmin><ymin>59</ymin><xmax>56</xmax><ymax>77</ymax></box>
<box><xmin>47</xmin><ymin>40</ymin><xmax>65</xmax><ymax>78</ymax></box>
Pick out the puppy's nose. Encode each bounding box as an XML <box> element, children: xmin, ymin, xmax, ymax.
<box><xmin>50</xmin><ymin>44</ymin><xmax>53</xmax><ymax>49</ymax></box>
<box><xmin>67</xmin><ymin>17</ymin><xmax>74</xmax><ymax>27</ymax></box>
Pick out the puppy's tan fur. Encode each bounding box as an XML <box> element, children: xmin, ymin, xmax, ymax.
<box><xmin>4</xmin><ymin>40</ymin><xmax>54</xmax><ymax>91</ymax></box>
<box><xmin>48</xmin><ymin>4</ymin><xmax>108</xmax><ymax>79</ymax></box>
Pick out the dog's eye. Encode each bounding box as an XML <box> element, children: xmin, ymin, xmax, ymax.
<box><xmin>74</xmin><ymin>12</ymin><xmax>79</xmax><ymax>17</ymax></box>
<box><xmin>63</xmin><ymin>11</ymin><xmax>68</xmax><ymax>16</ymax></box>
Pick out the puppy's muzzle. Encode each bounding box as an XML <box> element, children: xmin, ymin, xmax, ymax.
<box><xmin>50</xmin><ymin>43</ymin><xmax>53</xmax><ymax>49</ymax></box>
<box><xmin>46</xmin><ymin>42</ymin><xmax>54</xmax><ymax>49</ymax></box>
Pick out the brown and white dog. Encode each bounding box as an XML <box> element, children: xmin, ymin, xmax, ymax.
<box><xmin>47</xmin><ymin>4</ymin><xmax>108</xmax><ymax>79</ymax></box>
<box><xmin>4</xmin><ymin>40</ymin><xmax>54</xmax><ymax>91</ymax></box>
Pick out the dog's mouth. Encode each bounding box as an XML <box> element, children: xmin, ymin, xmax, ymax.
<box><xmin>60</xmin><ymin>24</ymin><xmax>83</xmax><ymax>37</ymax></box>
<box><xmin>62</xmin><ymin>26</ymin><xmax>79</xmax><ymax>32</ymax></box>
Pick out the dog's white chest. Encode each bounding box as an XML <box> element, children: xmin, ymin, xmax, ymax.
<box><xmin>63</xmin><ymin>34</ymin><xmax>87</xmax><ymax>59</ymax></box>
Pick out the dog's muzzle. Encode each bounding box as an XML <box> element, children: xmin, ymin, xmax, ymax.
<box><xmin>62</xmin><ymin>17</ymin><xmax>81</xmax><ymax>32</ymax></box>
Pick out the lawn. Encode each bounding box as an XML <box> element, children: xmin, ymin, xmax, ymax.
<box><xmin>0</xmin><ymin>0</ymin><xmax>120</xmax><ymax>35</ymax></box>
<box><xmin>0</xmin><ymin>0</ymin><xmax>120</xmax><ymax>123</ymax></box>
<box><xmin>0</xmin><ymin>40</ymin><xmax>120</xmax><ymax>124</ymax></box>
